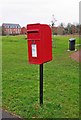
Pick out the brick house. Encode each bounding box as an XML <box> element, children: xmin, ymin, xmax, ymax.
<box><xmin>51</xmin><ymin>26</ymin><xmax>58</xmax><ymax>35</ymax></box>
<box><xmin>71</xmin><ymin>25</ymin><xmax>78</xmax><ymax>34</ymax></box>
<box><xmin>51</xmin><ymin>26</ymin><xmax>65</xmax><ymax>35</ymax></box>
<box><xmin>2</xmin><ymin>23</ymin><xmax>21</xmax><ymax>35</ymax></box>
<box><xmin>21</xmin><ymin>27</ymin><xmax>27</xmax><ymax>34</ymax></box>
<box><xmin>57</xmin><ymin>26</ymin><xmax>65</xmax><ymax>35</ymax></box>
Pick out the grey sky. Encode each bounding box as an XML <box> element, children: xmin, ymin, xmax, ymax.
<box><xmin>0</xmin><ymin>0</ymin><xmax>80</xmax><ymax>27</ymax></box>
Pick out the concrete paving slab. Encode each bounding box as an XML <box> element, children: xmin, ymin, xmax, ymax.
<box><xmin>0</xmin><ymin>109</ymin><xmax>23</xmax><ymax>120</ymax></box>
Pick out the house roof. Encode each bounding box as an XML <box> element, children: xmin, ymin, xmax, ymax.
<box><xmin>2</xmin><ymin>23</ymin><xmax>21</xmax><ymax>28</ymax></box>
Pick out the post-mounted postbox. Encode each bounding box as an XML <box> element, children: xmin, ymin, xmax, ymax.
<box><xmin>27</xmin><ymin>23</ymin><xmax>52</xmax><ymax>105</ymax></box>
<box><xmin>27</xmin><ymin>23</ymin><xmax>52</xmax><ymax>64</ymax></box>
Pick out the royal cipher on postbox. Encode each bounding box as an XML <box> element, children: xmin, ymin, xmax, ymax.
<box><xmin>27</xmin><ymin>23</ymin><xmax>52</xmax><ymax>64</ymax></box>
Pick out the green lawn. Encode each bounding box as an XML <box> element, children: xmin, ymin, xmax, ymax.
<box><xmin>2</xmin><ymin>35</ymin><xmax>79</xmax><ymax>118</ymax></box>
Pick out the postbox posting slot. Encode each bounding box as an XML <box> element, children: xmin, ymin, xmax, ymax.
<box><xmin>27</xmin><ymin>29</ymin><xmax>39</xmax><ymax>33</ymax></box>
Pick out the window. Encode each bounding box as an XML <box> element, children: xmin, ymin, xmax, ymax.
<box><xmin>10</xmin><ymin>25</ymin><xmax>12</xmax><ymax>28</ymax></box>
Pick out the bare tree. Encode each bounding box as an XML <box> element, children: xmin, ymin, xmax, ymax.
<box><xmin>51</xmin><ymin>14</ymin><xmax>57</xmax><ymax>35</ymax></box>
<box><xmin>51</xmin><ymin>14</ymin><xmax>57</xmax><ymax>47</ymax></box>
<box><xmin>67</xmin><ymin>23</ymin><xmax>72</xmax><ymax>34</ymax></box>
<box><xmin>59</xmin><ymin>23</ymin><xmax>64</xmax><ymax>27</ymax></box>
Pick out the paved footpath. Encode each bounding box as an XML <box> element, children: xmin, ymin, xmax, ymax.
<box><xmin>0</xmin><ymin>109</ymin><xmax>23</xmax><ymax>120</ymax></box>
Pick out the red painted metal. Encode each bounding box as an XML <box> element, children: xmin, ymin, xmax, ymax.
<box><xmin>27</xmin><ymin>23</ymin><xmax>52</xmax><ymax>64</ymax></box>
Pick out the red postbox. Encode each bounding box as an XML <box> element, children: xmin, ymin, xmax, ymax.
<box><xmin>27</xmin><ymin>23</ymin><xmax>52</xmax><ymax>64</ymax></box>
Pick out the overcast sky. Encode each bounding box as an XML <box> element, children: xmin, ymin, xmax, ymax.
<box><xmin>0</xmin><ymin>0</ymin><xmax>80</xmax><ymax>27</ymax></box>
